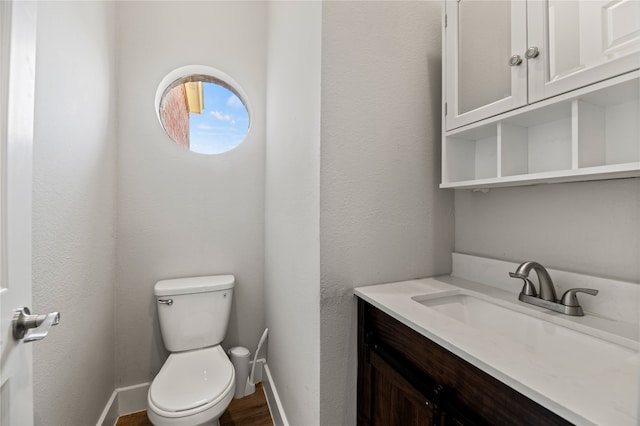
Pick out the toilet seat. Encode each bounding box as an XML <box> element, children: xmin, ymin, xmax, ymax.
<box><xmin>149</xmin><ymin>345</ymin><xmax>235</xmax><ymax>417</ymax></box>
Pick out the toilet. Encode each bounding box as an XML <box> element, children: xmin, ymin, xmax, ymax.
<box><xmin>147</xmin><ymin>275</ymin><xmax>236</xmax><ymax>426</ymax></box>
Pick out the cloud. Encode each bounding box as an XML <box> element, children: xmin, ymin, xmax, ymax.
<box><xmin>196</xmin><ymin>124</ymin><xmax>215</xmax><ymax>130</ymax></box>
<box><xmin>226</xmin><ymin>94</ymin><xmax>243</xmax><ymax>109</ymax></box>
<box><xmin>210</xmin><ymin>110</ymin><xmax>236</xmax><ymax>125</ymax></box>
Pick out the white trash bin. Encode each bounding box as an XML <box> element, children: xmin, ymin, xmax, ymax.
<box><xmin>229</xmin><ymin>346</ymin><xmax>251</xmax><ymax>399</ymax></box>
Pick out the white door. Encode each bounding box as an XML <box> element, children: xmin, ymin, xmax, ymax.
<box><xmin>445</xmin><ymin>0</ymin><xmax>528</xmax><ymax>130</ymax></box>
<box><xmin>0</xmin><ymin>1</ymin><xmax>38</xmax><ymax>425</ymax></box>
<box><xmin>528</xmin><ymin>0</ymin><xmax>640</xmax><ymax>102</ymax></box>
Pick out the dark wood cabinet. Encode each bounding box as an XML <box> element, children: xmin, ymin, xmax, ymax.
<box><xmin>369</xmin><ymin>350</ymin><xmax>436</xmax><ymax>425</ymax></box>
<box><xmin>357</xmin><ymin>298</ymin><xmax>572</xmax><ymax>426</ymax></box>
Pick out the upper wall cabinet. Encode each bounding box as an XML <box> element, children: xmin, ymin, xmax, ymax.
<box><xmin>445</xmin><ymin>0</ymin><xmax>640</xmax><ymax>131</ymax></box>
<box><xmin>442</xmin><ymin>0</ymin><xmax>640</xmax><ymax>189</ymax></box>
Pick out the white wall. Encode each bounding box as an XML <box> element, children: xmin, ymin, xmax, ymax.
<box><xmin>319</xmin><ymin>2</ymin><xmax>454</xmax><ymax>424</ymax></box>
<box><xmin>265</xmin><ymin>2</ymin><xmax>322</xmax><ymax>424</ymax></box>
<box><xmin>455</xmin><ymin>178</ymin><xmax>640</xmax><ymax>283</ymax></box>
<box><xmin>32</xmin><ymin>2</ymin><xmax>117</xmax><ymax>425</ymax></box>
<box><xmin>115</xmin><ymin>1</ymin><xmax>267</xmax><ymax>386</ymax></box>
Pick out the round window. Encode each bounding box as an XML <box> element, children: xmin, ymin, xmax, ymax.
<box><xmin>155</xmin><ymin>66</ymin><xmax>250</xmax><ymax>155</ymax></box>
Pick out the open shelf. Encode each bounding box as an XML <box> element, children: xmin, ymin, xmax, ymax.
<box><xmin>441</xmin><ymin>71</ymin><xmax>640</xmax><ymax>189</ymax></box>
<box><xmin>500</xmin><ymin>102</ymin><xmax>572</xmax><ymax>177</ymax></box>
<box><xmin>444</xmin><ymin>125</ymin><xmax>497</xmax><ymax>183</ymax></box>
<box><xmin>576</xmin><ymin>77</ymin><xmax>640</xmax><ymax>168</ymax></box>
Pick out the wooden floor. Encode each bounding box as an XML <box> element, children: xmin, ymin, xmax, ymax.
<box><xmin>116</xmin><ymin>383</ymin><xmax>273</xmax><ymax>426</ymax></box>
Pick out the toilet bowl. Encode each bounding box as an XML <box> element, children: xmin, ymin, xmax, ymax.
<box><xmin>147</xmin><ymin>275</ymin><xmax>236</xmax><ymax>426</ymax></box>
<box><xmin>147</xmin><ymin>346</ymin><xmax>235</xmax><ymax>426</ymax></box>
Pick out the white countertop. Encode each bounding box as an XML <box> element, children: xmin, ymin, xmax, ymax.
<box><xmin>354</xmin><ymin>275</ymin><xmax>640</xmax><ymax>426</ymax></box>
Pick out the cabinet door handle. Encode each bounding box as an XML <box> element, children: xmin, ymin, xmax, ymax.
<box><xmin>525</xmin><ymin>46</ymin><xmax>540</xmax><ymax>59</ymax></box>
<box><xmin>509</xmin><ymin>55</ymin><xmax>523</xmax><ymax>66</ymax></box>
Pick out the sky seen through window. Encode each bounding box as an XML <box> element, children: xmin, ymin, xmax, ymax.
<box><xmin>189</xmin><ymin>82</ymin><xmax>249</xmax><ymax>154</ymax></box>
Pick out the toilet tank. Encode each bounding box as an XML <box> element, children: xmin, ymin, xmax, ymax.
<box><xmin>154</xmin><ymin>275</ymin><xmax>235</xmax><ymax>352</ymax></box>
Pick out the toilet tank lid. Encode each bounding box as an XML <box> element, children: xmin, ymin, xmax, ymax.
<box><xmin>154</xmin><ymin>275</ymin><xmax>235</xmax><ymax>296</ymax></box>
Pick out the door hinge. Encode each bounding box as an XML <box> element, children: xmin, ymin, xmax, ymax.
<box><xmin>445</xmin><ymin>14</ymin><xmax>447</xmax><ymax>28</ymax></box>
<box><xmin>445</xmin><ymin>102</ymin><xmax>448</xmax><ymax>116</ymax></box>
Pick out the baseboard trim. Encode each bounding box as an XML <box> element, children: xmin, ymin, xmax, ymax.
<box><xmin>95</xmin><ymin>382</ymin><xmax>150</xmax><ymax>426</ymax></box>
<box><xmin>117</xmin><ymin>382</ymin><xmax>151</xmax><ymax>416</ymax></box>
<box><xmin>262</xmin><ymin>364</ymin><xmax>289</xmax><ymax>426</ymax></box>
<box><xmin>95</xmin><ymin>389</ymin><xmax>118</xmax><ymax>426</ymax></box>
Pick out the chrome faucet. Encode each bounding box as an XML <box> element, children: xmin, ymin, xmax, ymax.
<box><xmin>509</xmin><ymin>261</ymin><xmax>598</xmax><ymax>316</ymax></box>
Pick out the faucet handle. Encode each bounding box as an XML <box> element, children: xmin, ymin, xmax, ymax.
<box><xmin>509</xmin><ymin>272</ymin><xmax>537</xmax><ymax>297</ymax></box>
<box><xmin>560</xmin><ymin>288</ymin><xmax>599</xmax><ymax>307</ymax></box>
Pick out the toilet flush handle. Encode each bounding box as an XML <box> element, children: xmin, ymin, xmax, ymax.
<box><xmin>158</xmin><ymin>299</ymin><xmax>173</xmax><ymax>306</ymax></box>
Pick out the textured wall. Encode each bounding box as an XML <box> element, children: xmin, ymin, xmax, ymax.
<box><xmin>32</xmin><ymin>2</ymin><xmax>117</xmax><ymax>425</ymax></box>
<box><xmin>265</xmin><ymin>2</ymin><xmax>322</xmax><ymax>424</ymax></box>
<box><xmin>319</xmin><ymin>2</ymin><xmax>454</xmax><ymax>424</ymax></box>
<box><xmin>115</xmin><ymin>1</ymin><xmax>267</xmax><ymax>387</ymax></box>
<box><xmin>455</xmin><ymin>178</ymin><xmax>640</xmax><ymax>284</ymax></box>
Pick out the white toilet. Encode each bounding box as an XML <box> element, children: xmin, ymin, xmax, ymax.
<box><xmin>147</xmin><ymin>275</ymin><xmax>236</xmax><ymax>426</ymax></box>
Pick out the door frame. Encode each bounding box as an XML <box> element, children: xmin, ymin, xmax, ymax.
<box><xmin>0</xmin><ymin>1</ymin><xmax>38</xmax><ymax>424</ymax></box>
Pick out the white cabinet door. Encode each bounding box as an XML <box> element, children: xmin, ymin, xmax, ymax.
<box><xmin>445</xmin><ymin>0</ymin><xmax>528</xmax><ymax>130</ymax></box>
<box><xmin>528</xmin><ymin>0</ymin><xmax>640</xmax><ymax>103</ymax></box>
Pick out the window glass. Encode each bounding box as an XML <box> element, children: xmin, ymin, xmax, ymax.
<box><xmin>157</xmin><ymin>69</ymin><xmax>250</xmax><ymax>155</ymax></box>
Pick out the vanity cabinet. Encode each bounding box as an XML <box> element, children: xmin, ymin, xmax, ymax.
<box><xmin>442</xmin><ymin>0</ymin><xmax>640</xmax><ymax>188</ymax></box>
<box><xmin>357</xmin><ymin>298</ymin><xmax>572</xmax><ymax>426</ymax></box>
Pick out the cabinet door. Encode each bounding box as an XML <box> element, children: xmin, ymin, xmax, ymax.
<box><xmin>445</xmin><ymin>0</ymin><xmax>528</xmax><ymax>130</ymax></box>
<box><xmin>369</xmin><ymin>351</ymin><xmax>437</xmax><ymax>426</ymax></box>
<box><xmin>528</xmin><ymin>0</ymin><xmax>640</xmax><ymax>102</ymax></box>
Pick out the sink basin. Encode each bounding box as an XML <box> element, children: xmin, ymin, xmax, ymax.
<box><xmin>417</xmin><ymin>293</ymin><xmax>518</xmax><ymax>326</ymax></box>
<box><xmin>412</xmin><ymin>291</ymin><xmax>638</xmax><ymax>375</ymax></box>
